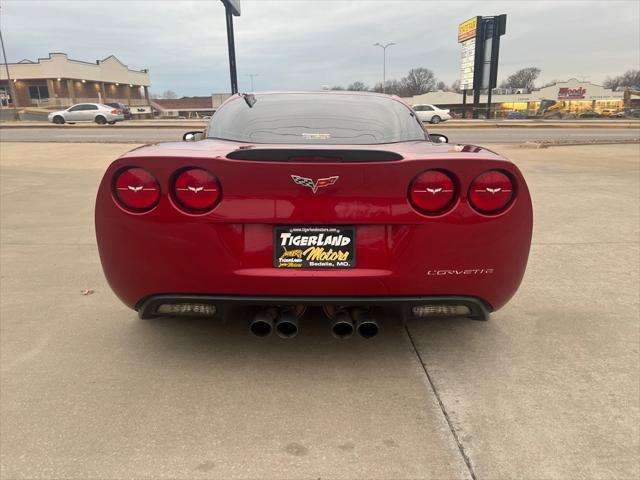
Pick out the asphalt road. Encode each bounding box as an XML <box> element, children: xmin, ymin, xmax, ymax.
<box><xmin>1</xmin><ymin>142</ymin><xmax>639</xmax><ymax>479</ymax></box>
<box><xmin>1</xmin><ymin>126</ymin><xmax>639</xmax><ymax>144</ymax></box>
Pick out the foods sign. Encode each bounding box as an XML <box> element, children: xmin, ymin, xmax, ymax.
<box><xmin>558</xmin><ymin>87</ymin><xmax>586</xmax><ymax>100</ymax></box>
<box><xmin>458</xmin><ymin>17</ymin><xmax>478</xmax><ymax>43</ymax></box>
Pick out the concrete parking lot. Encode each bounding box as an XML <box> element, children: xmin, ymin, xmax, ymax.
<box><xmin>1</xmin><ymin>141</ymin><xmax>639</xmax><ymax>479</ymax></box>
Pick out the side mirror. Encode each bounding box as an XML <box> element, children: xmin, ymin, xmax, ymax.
<box><xmin>183</xmin><ymin>131</ymin><xmax>204</xmax><ymax>142</ymax></box>
<box><xmin>429</xmin><ymin>133</ymin><xmax>448</xmax><ymax>144</ymax></box>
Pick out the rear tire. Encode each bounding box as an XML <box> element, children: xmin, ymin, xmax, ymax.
<box><xmin>430</xmin><ymin>115</ymin><xmax>441</xmax><ymax>124</ymax></box>
<box><xmin>95</xmin><ymin>116</ymin><xmax>107</xmax><ymax>125</ymax></box>
<box><xmin>52</xmin><ymin>116</ymin><xmax>65</xmax><ymax>124</ymax></box>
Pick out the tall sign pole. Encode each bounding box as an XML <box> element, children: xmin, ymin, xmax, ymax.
<box><xmin>221</xmin><ymin>1</ymin><xmax>241</xmax><ymax>94</ymax></box>
<box><xmin>457</xmin><ymin>15</ymin><xmax>506</xmax><ymax>119</ymax></box>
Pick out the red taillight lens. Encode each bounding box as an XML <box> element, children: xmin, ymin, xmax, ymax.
<box><xmin>114</xmin><ymin>167</ymin><xmax>160</xmax><ymax>211</ymax></box>
<box><xmin>409</xmin><ymin>170</ymin><xmax>457</xmax><ymax>214</ymax></box>
<box><xmin>469</xmin><ymin>170</ymin><xmax>515</xmax><ymax>214</ymax></box>
<box><xmin>173</xmin><ymin>168</ymin><xmax>221</xmax><ymax>212</ymax></box>
<box><xmin>111</xmin><ymin>109</ymin><xmax>118</xmax><ymax>114</ymax></box>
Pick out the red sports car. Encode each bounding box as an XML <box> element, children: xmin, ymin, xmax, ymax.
<box><xmin>95</xmin><ymin>92</ymin><xmax>532</xmax><ymax>338</ymax></box>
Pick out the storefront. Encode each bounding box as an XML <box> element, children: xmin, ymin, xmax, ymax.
<box><xmin>0</xmin><ymin>53</ymin><xmax>152</xmax><ymax>115</ymax></box>
<box><xmin>404</xmin><ymin>79</ymin><xmax>638</xmax><ymax>118</ymax></box>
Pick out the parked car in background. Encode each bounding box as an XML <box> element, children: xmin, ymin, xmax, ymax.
<box><xmin>48</xmin><ymin>103</ymin><xmax>125</xmax><ymax>125</ymax></box>
<box><xmin>507</xmin><ymin>111</ymin><xmax>528</xmax><ymax>119</ymax></box>
<box><xmin>412</xmin><ymin>104</ymin><xmax>451</xmax><ymax>124</ymax></box>
<box><xmin>627</xmin><ymin>109</ymin><xmax>640</xmax><ymax>118</ymax></box>
<box><xmin>105</xmin><ymin>102</ymin><xmax>132</xmax><ymax>120</ymax></box>
<box><xmin>578</xmin><ymin>110</ymin><xmax>601</xmax><ymax>119</ymax></box>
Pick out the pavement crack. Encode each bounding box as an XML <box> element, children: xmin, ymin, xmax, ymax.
<box><xmin>404</xmin><ymin>324</ymin><xmax>479</xmax><ymax>480</ymax></box>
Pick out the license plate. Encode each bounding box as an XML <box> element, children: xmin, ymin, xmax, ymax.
<box><xmin>274</xmin><ymin>226</ymin><xmax>356</xmax><ymax>269</ymax></box>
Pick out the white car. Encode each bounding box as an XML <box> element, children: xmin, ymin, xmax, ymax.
<box><xmin>412</xmin><ymin>104</ymin><xmax>451</xmax><ymax>124</ymax></box>
<box><xmin>48</xmin><ymin>103</ymin><xmax>125</xmax><ymax>125</ymax></box>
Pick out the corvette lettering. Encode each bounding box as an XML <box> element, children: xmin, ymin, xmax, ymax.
<box><xmin>291</xmin><ymin>174</ymin><xmax>339</xmax><ymax>193</ymax></box>
<box><xmin>427</xmin><ymin>268</ymin><xmax>494</xmax><ymax>275</ymax></box>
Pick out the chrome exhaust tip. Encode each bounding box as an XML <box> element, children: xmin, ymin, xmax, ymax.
<box><xmin>354</xmin><ymin>309</ymin><xmax>379</xmax><ymax>339</ymax></box>
<box><xmin>250</xmin><ymin>308</ymin><xmax>277</xmax><ymax>337</ymax></box>
<box><xmin>331</xmin><ymin>310</ymin><xmax>354</xmax><ymax>339</ymax></box>
<box><xmin>275</xmin><ymin>310</ymin><xmax>299</xmax><ymax>338</ymax></box>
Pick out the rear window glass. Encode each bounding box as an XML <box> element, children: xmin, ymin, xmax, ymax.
<box><xmin>207</xmin><ymin>93</ymin><xmax>426</xmax><ymax>144</ymax></box>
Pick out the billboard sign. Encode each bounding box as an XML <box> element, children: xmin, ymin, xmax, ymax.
<box><xmin>458</xmin><ymin>16</ymin><xmax>480</xmax><ymax>91</ymax></box>
<box><xmin>458</xmin><ymin>15</ymin><xmax>506</xmax><ymax>92</ymax></box>
<box><xmin>459</xmin><ymin>39</ymin><xmax>476</xmax><ymax>90</ymax></box>
<box><xmin>458</xmin><ymin>17</ymin><xmax>478</xmax><ymax>43</ymax></box>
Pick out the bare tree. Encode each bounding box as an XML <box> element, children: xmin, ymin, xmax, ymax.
<box><xmin>603</xmin><ymin>70</ymin><xmax>640</xmax><ymax>90</ymax></box>
<box><xmin>435</xmin><ymin>80</ymin><xmax>447</xmax><ymax>91</ymax></box>
<box><xmin>540</xmin><ymin>79</ymin><xmax>559</xmax><ymax>88</ymax></box>
<box><xmin>401</xmin><ymin>68</ymin><xmax>436</xmax><ymax>96</ymax></box>
<box><xmin>347</xmin><ymin>81</ymin><xmax>369</xmax><ymax>91</ymax></box>
<box><xmin>161</xmin><ymin>89</ymin><xmax>178</xmax><ymax>99</ymax></box>
<box><xmin>450</xmin><ymin>79</ymin><xmax>461</xmax><ymax>93</ymax></box>
<box><xmin>499</xmin><ymin>67</ymin><xmax>541</xmax><ymax>91</ymax></box>
<box><xmin>329</xmin><ymin>85</ymin><xmax>345</xmax><ymax>91</ymax></box>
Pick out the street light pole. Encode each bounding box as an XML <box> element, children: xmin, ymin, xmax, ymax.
<box><xmin>244</xmin><ymin>73</ymin><xmax>258</xmax><ymax>91</ymax></box>
<box><xmin>0</xmin><ymin>27</ymin><xmax>20</xmax><ymax>120</ymax></box>
<box><xmin>373</xmin><ymin>42</ymin><xmax>396</xmax><ymax>94</ymax></box>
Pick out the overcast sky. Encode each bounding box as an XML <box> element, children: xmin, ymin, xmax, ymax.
<box><xmin>2</xmin><ymin>0</ymin><xmax>639</xmax><ymax>96</ymax></box>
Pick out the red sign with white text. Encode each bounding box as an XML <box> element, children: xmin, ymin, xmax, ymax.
<box><xmin>558</xmin><ymin>87</ymin><xmax>586</xmax><ymax>100</ymax></box>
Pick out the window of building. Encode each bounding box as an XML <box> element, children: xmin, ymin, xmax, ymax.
<box><xmin>28</xmin><ymin>85</ymin><xmax>49</xmax><ymax>100</ymax></box>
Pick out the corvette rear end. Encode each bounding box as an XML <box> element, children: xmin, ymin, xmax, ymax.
<box><xmin>95</xmin><ymin>92</ymin><xmax>532</xmax><ymax>336</ymax></box>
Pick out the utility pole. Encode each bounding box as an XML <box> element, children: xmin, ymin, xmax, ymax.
<box><xmin>373</xmin><ymin>42</ymin><xmax>396</xmax><ymax>94</ymax></box>
<box><xmin>244</xmin><ymin>73</ymin><xmax>258</xmax><ymax>91</ymax></box>
<box><xmin>0</xmin><ymin>27</ymin><xmax>20</xmax><ymax>120</ymax></box>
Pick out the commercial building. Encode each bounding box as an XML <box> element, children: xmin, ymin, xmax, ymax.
<box><xmin>0</xmin><ymin>52</ymin><xmax>152</xmax><ymax>115</ymax></box>
<box><xmin>404</xmin><ymin>79</ymin><xmax>639</xmax><ymax>117</ymax></box>
<box><xmin>152</xmin><ymin>94</ymin><xmax>232</xmax><ymax>118</ymax></box>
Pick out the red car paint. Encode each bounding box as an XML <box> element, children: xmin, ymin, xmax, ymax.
<box><xmin>95</xmin><ymin>93</ymin><xmax>532</xmax><ymax>317</ymax></box>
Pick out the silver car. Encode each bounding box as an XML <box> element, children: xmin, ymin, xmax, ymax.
<box><xmin>48</xmin><ymin>103</ymin><xmax>125</xmax><ymax>125</ymax></box>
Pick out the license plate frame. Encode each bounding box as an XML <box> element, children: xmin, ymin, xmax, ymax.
<box><xmin>273</xmin><ymin>226</ymin><xmax>356</xmax><ymax>269</ymax></box>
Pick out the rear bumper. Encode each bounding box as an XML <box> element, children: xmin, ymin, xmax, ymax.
<box><xmin>137</xmin><ymin>294</ymin><xmax>491</xmax><ymax>321</ymax></box>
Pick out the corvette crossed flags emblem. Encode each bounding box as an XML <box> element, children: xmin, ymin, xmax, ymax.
<box><xmin>291</xmin><ymin>175</ymin><xmax>339</xmax><ymax>193</ymax></box>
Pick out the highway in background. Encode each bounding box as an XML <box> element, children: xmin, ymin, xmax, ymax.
<box><xmin>2</xmin><ymin>126</ymin><xmax>639</xmax><ymax>144</ymax></box>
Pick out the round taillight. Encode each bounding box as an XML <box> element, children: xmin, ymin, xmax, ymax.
<box><xmin>469</xmin><ymin>170</ymin><xmax>515</xmax><ymax>214</ymax></box>
<box><xmin>409</xmin><ymin>170</ymin><xmax>457</xmax><ymax>214</ymax></box>
<box><xmin>114</xmin><ymin>167</ymin><xmax>160</xmax><ymax>211</ymax></box>
<box><xmin>173</xmin><ymin>168</ymin><xmax>221</xmax><ymax>212</ymax></box>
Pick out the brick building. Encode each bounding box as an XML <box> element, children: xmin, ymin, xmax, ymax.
<box><xmin>0</xmin><ymin>52</ymin><xmax>152</xmax><ymax>114</ymax></box>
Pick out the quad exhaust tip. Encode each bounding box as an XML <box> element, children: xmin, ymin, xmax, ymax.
<box><xmin>251</xmin><ymin>306</ymin><xmax>379</xmax><ymax>339</ymax></box>
<box><xmin>250</xmin><ymin>308</ymin><xmax>277</xmax><ymax>337</ymax></box>
<box><xmin>331</xmin><ymin>310</ymin><xmax>355</xmax><ymax>339</ymax></box>
<box><xmin>353</xmin><ymin>308</ymin><xmax>379</xmax><ymax>339</ymax></box>
<box><xmin>331</xmin><ymin>307</ymin><xmax>379</xmax><ymax>339</ymax></box>
<box><xmin>275</xmin><ymin>310</ymin><xmax>299</xmax><ymax>338</ymax></box>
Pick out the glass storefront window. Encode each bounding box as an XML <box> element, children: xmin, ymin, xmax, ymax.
<box><xmin>28</xmin><ymin>85</ymin><xmax>49</xmax><ymax>101</ymax></box>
